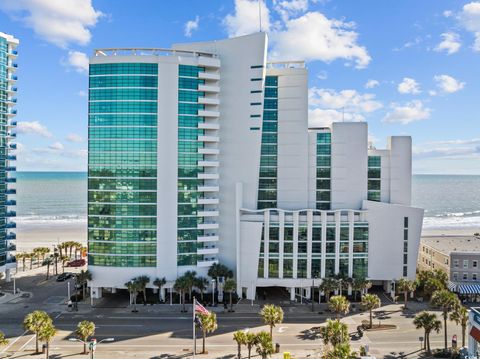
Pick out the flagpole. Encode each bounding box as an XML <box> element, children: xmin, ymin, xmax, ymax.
<box><xmin>193</xmin><ymin>296</ymin><xmax>196</xmax><ymax>358</ymax></box>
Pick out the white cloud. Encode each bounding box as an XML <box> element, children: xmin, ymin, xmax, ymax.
<box><xmin>270</xmin><ymin>12</ymin><xmax>371</xmax><ymax>68</ymax></box>
<box><xmin>383</xmin><ymin>100</ymin><xmax>431</xmax><ymax>124</ymax></box>
<box><xmin>16</xmin><ymin>121</ymin><xmax>52</xmax><ymax>138</ymax></box>
<box><xmin>223</xmin><ymin>0</ymin><xmax>271</xmax><ymax>37</ymax></box>
<box><xmin>184</xmin><ymin>15</ymin><xmax>200</xmax><ymax>37</ymax></box>
<box><xmin>443</xmin><ymin>10</ymin><xmax>453</xmax><ymax>18</ymax></box>
<box><xmin>397</xmin><ymin>77</ymin><xmax>421</xmax><ymax>94</ymax></box>
<box><xmin>223</xmin><ymin>1</ymin><xmax>371</xmax><ymax>69</ymax></box>
<box><xmin>77</xmin><ymin>90</ymin><xmax>87</xmax><ymax>97</ymax></box>
<box><xmin>274</xmin><ymin>0</ymin><xmax>309</xmax><ymax>21</ymax></box>
<box><xmin>48</xmin><ymin>142</ymin><xmax>64</xmax><ymax>151</ymax></box>
<box><xmin>434</xmin><ymin>32</ymin><xmax>461</xmax><ymax>54</ymax></box>
<box><xmin>459</xmin><ymin>1</ymin><xmax>480</xmax><ymax>51</ymax></box>
<box><xmin>66</xmin><ymin>51</ymin><xmax>89</xmax><ymax>74</ymax></box>
<box><xmin>433</xmin><ymin>74</ymin><xmax>465</xmax><ymax>93</ymax></box>
<box><xmin>66</xmin><ymin>133</ymin><xmax>83</xmax><ymax>143</ymax></box>
<box><xmin>317</xmin><ymin>70</ymin><xmax>328</xmax><ymax>80</ymax></box>
<box><xmin>0</xmin><ymin>0</ymin><xmax>102</xmax><ymax>48</ymax></box>
<box><xmin>309</xmin><ymin>108</ymin><xmax>364</xmax><ymax>128</ymax></box>
<box><xmin>308</xmin><ymin>87</ymin><xmax>381</xmax><ymax>127</ymax></box>
<box><xmin>364</xmin><ymin>79</ymin><xmax>379</xmax><ymax>89</ymax></box>
<box><xmin>309</xmin><ymin>88</ymin><xmax>382</xmax><ymax>112</ymax></box>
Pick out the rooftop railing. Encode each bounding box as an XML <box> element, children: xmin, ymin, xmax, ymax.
<box><xmin>94</xmin><ymin>48</ymin><xmax>217</xmax><ymax>58</ymax></box>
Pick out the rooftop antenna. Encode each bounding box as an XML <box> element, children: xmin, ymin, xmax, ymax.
<box><xmin>259</xmin><ymin>0</ymin><xmax>262</xmax><ymax>32</ymax></box>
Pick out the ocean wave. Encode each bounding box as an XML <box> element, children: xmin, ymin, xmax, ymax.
<box><xmin>423</xmin><ymin>214</ymin><xmax>480</xmax><ymax>230</ymax></box>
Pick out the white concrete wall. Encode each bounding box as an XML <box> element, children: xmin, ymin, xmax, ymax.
<box><xmin>330</xmin><ymin>122</ymin><xmax>368</xmax><ymax>210</ymax></box>
<box><xmin>272</xmin><ymin>67</ymin><xmax>309</xmax><ymax>209</ymax></box>
<box><xmin>174</xmin><ymin>33</ymin><xmax>268</xmax><ymax>272</ymax></box>
<box><xmin>388</xmin><ymin>136</ymin><xmax>412</xmax><ymax>206</ymax></box>
<box><xmin>363</xmin><ymin>200</ymin><xmax>423</xmax><ymax>281</ymax></box>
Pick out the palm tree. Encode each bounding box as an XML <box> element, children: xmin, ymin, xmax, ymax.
<box><xmin>260</xmin><ymin>304</ymin><xmax>284</xmax><ymax>338</ymax></box>
<box><xmin>397</xmin><ymin>278</ymin><xmax>417</xmax><ymax>309</ymax></box>
<box><xmin>23</xmin><ymin>310</ymin><xmax>53</xmax><ymax>353</ymax></box>
<box><xmin>208</xmin><ymin>263</ymin><xmax>233</xmax><ymax>279</ymax></box>
<box><xmin>450</xmin><ymin>303</ymin><xmax>468</xmax><ymax>347</ymax></box>
<box><xmin>233</xmin><ymin>330</ymin><xmax>247</xmax><ymax>359</ymax></box>
<box><xmin>0</xmin><ymin>331</ymin><xmax>8</xmax><ymax>346</ymax></box>
<box><xmin>328</xmin><ymin>295</ymin><xmax>350</xmax><ymax>318</ymax></box>
<box><xmin>224</xmin><ymin>278</ymin><xmax>236</xmax><ymax>311</ymax></box>
<box><xmin>414</xmin><ymin>311</ymin><xmax>442</xmax><ymax>354</ymax></box>
<box><xmin>38</xmin><ymin>322</ymin><xmax>56</xmax><ymax>359</ymax></box>
<box><xmin>60</xmin><ymin>255</ymin><xmax>70</xmax><ymax>273</ymax></box>
<box><xmin>136</xmin><ymin>275</ymin><xmax>150</xmax><ymax>304</ymax></box>
<box><xmin>195</xmin><ymin>276</ymin><xmax>208</xmax><ymax>301</ymax></box>
<box><xmin>255</xmin><ymin>331</ymin><xmax>274</xmax><ymax>359</ymax></box>
<box><xmin>75</xmin><ymin>320</ymin><xmax>95</xmax><ymax>354</ymax></box>
<box><xmin>76</xmin><ymin>270</ymin><xmax>92</xmax><ymax>300</ymax></box>
<box><xmin>361</xmin><ymin>294</ymin><xmax>381</xmax><ymax>328</ymax></box>
<box><xmin>197</xmin><ymin>312</ymin><xmax>217</xmax><ymax>354</ymax></box>
<box><xmin>28</xmin><ymin>252</ymin><xmax>34</xmax><ymax>270</ymax></box>
<box><xmin>245</xmin><ymin>332</ymin><xmax>259</xmax><ymax>359</ymax></box>
<box><xmin>183</xmin><ymin>270</ymin><xmax>197</xmax><ymax>301</ymax></box>
<box><xmin>125</xmin><ymin>280</ymin><xmax>140</xmax><ymax>312</ymax></box>
<box><xmin>319</xmin><ymin>278</ymin><xmax>337</xmax><ymax>303</ymax></box>
<box><xmin>333</xmin><ymin>274</ymin><xmax>349</xmax><ymax>296</ymax></box>
<box><xmin>351</xmin><ymin>277</ymin><xmax>371</xmax><ymax>302</ymax></box>
<box><xmin>16</xmin><ymin>252</ymin><xmax>26</xmax><ymax>272</ymax></box>
<box><xmin>153</xmin><ymin>277</ymin><xmax>167</xmax><ymax>302</ymax></box>
<box><xmin>326</xmin><ymin>342</ymin><xmax>356</xmax><ymax>359</ymax></box>
<box><xmin>431</xmin><ymin>289</ymin><xmax>459</xmax><ymax>350</ymax></box>
<box><xmin>43</xmin><ymin>256</ymin><xmax>54</xmax><ymax>280</ymax></box>
<box><xmin>174</xmin><ymin>276</ymin><xmax>189</xmax><ymax>312</ymax></box>
<box><xmin>319</xmin><ymin>319</ymin><xmax>348</xmax><ymax>347</ymax></box>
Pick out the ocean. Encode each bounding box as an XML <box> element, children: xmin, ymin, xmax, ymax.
<box><xmin>14</xmin><ymin>172</ymin><xmax>480</xmax><ymax>231</ymax></box>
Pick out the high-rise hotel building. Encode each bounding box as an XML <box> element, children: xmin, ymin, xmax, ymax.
<box><xmin>0</xmin><ymin>32</ymin><xmax>18</xmax><ymax>280</ymax></box>
<box><xmin>87</xmin><ymin>33</ymin><xmax>424</xmax><ymax>299</ymax></box>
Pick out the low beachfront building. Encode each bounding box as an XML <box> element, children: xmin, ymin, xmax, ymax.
<box><xmin>419</xmin><ymin>235</ymin><xmax>480</xmax><ymax>298</ymax></box>
<box><xmin>86</xmin><ymin>32</ymin><xmax>424</xmax><ymax>301</ymax></box>
<box><xmin>0</xmin><ymin>32</ymin><xmax>18</xmax><ymax>281</ymax></box>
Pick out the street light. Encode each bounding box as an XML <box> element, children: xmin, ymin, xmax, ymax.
<box><xmin>69</xmin><ymin>338</ymin><xmax>114</xmax><ymax>359</ymax></box>
<box><xmin>211</xmin><ymin>279</ymin><xmax>216</xmax><ymax>307</ymax></box>
<box><xmin>311</xmin><ymin>275</ymin><xmax>317</xmax><ymax>312</ymax></box>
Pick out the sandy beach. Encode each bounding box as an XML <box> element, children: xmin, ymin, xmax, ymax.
<box><xmin>16</xmin><ymin>222</ymin><xmax>87</xmax><ymax>252</ymax></box>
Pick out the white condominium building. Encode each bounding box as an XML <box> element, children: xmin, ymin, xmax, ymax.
<box><xmin>87</xmin><ymin>33</ymin><xmax>424</xmax><ymax>300</ymax></box>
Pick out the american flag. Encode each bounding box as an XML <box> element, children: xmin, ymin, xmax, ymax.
<box><xmin>194</xmin><ymin>299</ymin><xmax>210</xmax><ymax>315</ymax></box>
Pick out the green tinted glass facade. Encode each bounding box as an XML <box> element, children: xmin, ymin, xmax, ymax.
<box><xmin>177</xmin><ymin>65</ymin><xmax>205</xmax><ymax>266</ymax></box>
<box><xmin>368</xmin><ymin>156</ymin><xmax>381</xmax><ymax>201</ymax></box>
<box><xmin>257</xmin><ymin>76</ymin><xmax>278</xmax><ymax>209</ymax></box>
<box><xmin>316</xmin><ymin>132</ymin><xmax>331</xmax><ymax>210</ymax></box>
<box><xmin>0</xmin><ymin>35</ymin><xmax>16</xmax><ymax>269</ymax></box>
<box><xmin>88</xmin><ymin>62</ymin><xmax>158</xmax><ymax>267</ymax></box>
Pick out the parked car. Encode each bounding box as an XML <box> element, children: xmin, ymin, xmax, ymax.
<box><xmin>66</xmin><ymin>259</ymin><xmax>86</xmax><ymax>267</ymax></box>
<box><xmin>56</xmin><ymin>272</ymin><xmax>74</xmax><ymax>282</ymax></box>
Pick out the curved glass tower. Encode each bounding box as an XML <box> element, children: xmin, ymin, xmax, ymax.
<box><xmin>0</xmin><ymin>32</ymin><xmax>18</xmax><ymax>279</ymax></box>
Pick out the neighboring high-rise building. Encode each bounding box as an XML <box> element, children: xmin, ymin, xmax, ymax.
<box><xmin>87</xmin><ymin>33</ymin><xmax>424</xmax><ymax>301</ymax></box>
<box><xmin>0</xmin><ymin>32</ymin><xmax>18</xmax><ymax>280</ymax></box>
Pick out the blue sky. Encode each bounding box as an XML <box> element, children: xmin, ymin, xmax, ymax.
<box><xmin>1</xmin><ymin>0</ymin><xmax>480</xmax><ymax>174</ymax></box>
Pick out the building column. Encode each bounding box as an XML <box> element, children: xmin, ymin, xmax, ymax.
<box><xmin>161</xmin><ymin>288</ymin><xmax>166</xmax><ymax>301</ymax></box>
<box><xmin>111</xmin><ymin>287</ymin><xmax>117</xmax><ymax>294</ymax></box>
<box><xmin>91</xmin><ymin>287</ymin><xmax>102</xmax><ymax>299</ymax></box>
<box><xmin>247</xmin><ymin>284</ymin><xmax>256</xmax><ymax>301</ymax></box>
<box><xmin>5</xmin><ymin>269</ymin><xmax>11</xmax><ymax>282</ymax></box>
<box><xmin>305</xmin><ymin>288</ymin><xmax>311</xmax><ymax>299</ymax></box>
<box><xmin>290</xmin><ymin>287</ymin><xmax>295</xmax><ymax>301</ymax></box>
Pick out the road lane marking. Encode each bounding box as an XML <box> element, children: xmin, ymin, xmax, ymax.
<box><xmin>0</xmin><ymin>330</ymin><xmax>28</xmax><ymax>353</ymax></box>
<box><xmin>17</xmin><ymin>334</ymin><xmax>36</xmax><ymax>352</ymax></box>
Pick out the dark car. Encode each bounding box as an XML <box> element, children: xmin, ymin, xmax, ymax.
<box><xmin>56</xmin><ymin>272</ymin><xmax>74</xmax><ymax>282</ymax></box>
<box><xmin>66</xmin><ymin>259</ymin><xmax>86</xmax><ymax>268</ymax></box>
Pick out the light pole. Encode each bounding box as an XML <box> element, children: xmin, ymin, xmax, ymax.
<box><xmin>311</xmin><ymin>275</ymin><xmax>317</xmax><ymax>312</ymax></box>
<box><xmin>12</xmin><ymin>273</ymin><xmax>16</xmax><ymax>294</ymax></box>
<box><xmin>211</xmin><ymin>279</ymin><xmax>216</xmax><ymax>307</ymax></box>
<box><xmin>69</xmin><ymin>337</ymin><xmax>114</xmax><ymax>359</ymax></box>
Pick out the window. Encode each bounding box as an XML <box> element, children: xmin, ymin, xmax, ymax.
<box><xmin>474</xmin><ymin>260</ymin><xmax>478</xmax><ymax>268</ymax></box>
<box><xmin>473</xmin><ymin>273</ymin><xmax>478</xmax><ymax>281</ymax></box>
<box><xmin>454</xmin><ymin>259</ymin><xmax>459</xmax><ymax>268</ymax></box>
<box><xmin>453</xmin><ymin>272</ymin><xmax>458</xmax><ymax>281</ymax></box>
<box><xmin>463</xmin><ymin>273</ymin><xmax>468</xmax><ymax>280</ymax></box>
<box><xmin>464</xmin><ymin>260</ymin><xmax>469</xmax><ymax>268</ymax></box>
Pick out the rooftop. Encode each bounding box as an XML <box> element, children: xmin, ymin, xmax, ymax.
<box><xmin>93</xmin><ymin>48</ymin><xmax>216</xmax><ymax>58</ymax></box>
<box><xmin>422</xmin><ymin>235</ymin><xmax>480</xmax><ymax>254</ymax></box>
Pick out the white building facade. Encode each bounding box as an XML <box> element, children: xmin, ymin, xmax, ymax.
<box><xmin>87</xmin><ymin>33</ymin><xmax>424</xmax><ymax>299</ymax></box>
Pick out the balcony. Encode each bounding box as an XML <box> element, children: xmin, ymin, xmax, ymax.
<box><xmin>197</xmin><ymin>210</ymin><xmax>219</xmax><ymax>217</ymax></box>
<box><xmin>6</xmin><ymin>177</ymin><xmax>16</xmax><ymax>183</ymax></box>
<box><xmin>198</xmin><ymin>160</ymin><xmax>219</xmax><ymax>167</ymax></box>
<box><xmin>198</xmin><ymin>222</ymin><xmax>219</xmax><ymax>230</ymax></box>
<box><xmin>7</xmin><ymin>133</ymin><xmax>16</xmax><ymax>138</ymax></box>
<box><xmin>198</xmin><ymin>173</ymin><xmax>219</xmax><ymax>180</ymax></box>
<box><xmin>9</xmin><ymin>144</ymin><xmax>17</xmax><ymax>150</ymax></box>
<box><xmin>7</xmin><ymin>75</ymin><xmax>18</xmax><ymax>83</ymax></box>
<box><xmin>7</xmin><ymin>50</ymin><xmax>18</xmax><ymax>58</ymax></box>
<box><xmin>197</xmin><ymin>56</ymin><xmax>220</xmax><ymax>68</ymax></box>
<box><xmin>6</xmin><ymin>98</ymin><xmax>17</xmax><ymax>106</ymax></box>
<box><xmin>198</xmin><ymin>135</ymin><xmax>219</xmax><ymax>143</ymax></box>
<box><xmin>197</xmin><ymin>235</ymin><xmax>219</xmax><ymax>242</ymax></box>
<box><xmin>7</xmin><ymin>245</ymin><xmax>16</xmax><ymax>252</ymax></box>
<box><xmin>198</xmin><ymin>198</ymin><xmax>219</xmax><ymax>205</ymax></box>
<box><xmin>7</xmin><ymin>121</ymin><xmax>17</xmax><ymax>128</ymax></box>
<box><xmin>198</xmin><ymin>97</ymin><xmax>220</xmax><ymax>105</ymax></box>
<box><xmin>7</xmin><ymin>110</ymin><xmax>17</xmax><ymax>117</ymax></box>
<box><xmin>198</xmin><ymin>110</ymin><xmax>219</xmax><ymax>118</ymax></box>
<box><xmin>198</xmin><ymin>186</ymin><xmax>219</xmax><ymax>192</ymax></box>
<box><xmin>198</xmin><ymin>122</ymin><xmax>220</xmax><ymax>130</ymax></box>
<box><xmin>197</xmin><ymin>259</ymin><xmax>219</xmax><ymax>267</ymax></box>
<box><xmin>197</xmin><ymin>247</ymin><xmax>219</xmax><ymax>255</ymax></box>
<box><xmin>5</xmin><ymin>167</ymin><xmax>16</xmax><ymax>172</ymax></box>
<box><xmin>7</xmin><ymin>63</ymin><xmax>18</xmax><ymax>72</ymax></box>
<box><xmin>198</xmin><ymin>84</ymin><xmax>220</xmax><ymax>93</ymax></box>
<box><xmin>6</xmin><ymin>188</ymin><xmax>16</xmax><ymax>195</ymax></box>
<box><xmin>198</xmin><ymin>148</ymin><xmax>219</xmax><ymax>155</ymax></box>
<box><xmin>6</xmin><ymin>211</ymin><xmax>16</xmax><ymax>217</ymax></box>
<box><xmin>6</xmin><ymin>233</ymin><xmax>16</xmax><ymax>240</ymax></box>
<box><xmin>198</xmin><ymin>72</ymin><xmax>220</xmax><ymax>81</ymax></box>
<box><xmin>7</xmin><ymin>155</ymin><xmax>16</xmax><ymax>161</ymax></box>
<box><xmin>6</xmin><ymin>87</ymin><xmax>17</xmax><ymax>93</ymax></box>
<box><xmin>6</xmin><ymin>222</ymin><xmax>16</xmax><ymax>229</ymax></box>
<box><xmin>6</xmin><ymin>200</ymin><xmax>16</xmax><ymax>206</ymax></box>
